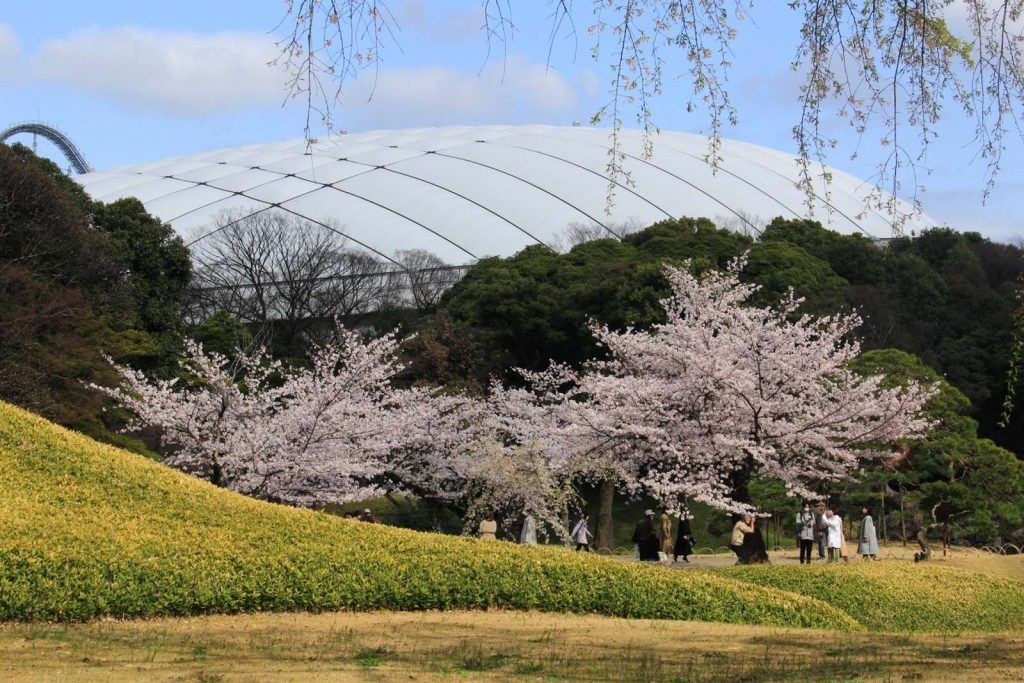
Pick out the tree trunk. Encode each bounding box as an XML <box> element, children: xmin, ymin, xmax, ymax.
<box><xmin>596</xmin><ymin>478</ymin><xmax>615</xmax><ymax>552</ymax></box>
<box><xmin>559</xmin><ymin>496</ymin><xmax>571</xmax><ymax>547</ymax></box>
<box><xmin>900</xmin><ymin>488</ymin><xmax>907</xmax><ymax>546</ymax></box>
<box><xmin>881</xmin><ymin>492</ymin><xmax>887</xmax><ymax>545</ymax></box>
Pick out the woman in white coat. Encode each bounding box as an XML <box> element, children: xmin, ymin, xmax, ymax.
<box><xmin>825</xmin><ymin>508</ymin><xmax>843</xmax><ymax>562</ymax></box>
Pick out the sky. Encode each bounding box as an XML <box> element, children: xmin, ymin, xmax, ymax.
<box><xmin>0</xmin><ymin>1</ymin><xmax>1020</xmax><ymax>242</ymax></box>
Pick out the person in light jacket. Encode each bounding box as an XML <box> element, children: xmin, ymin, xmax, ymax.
<box><xmin>730</xmin><ymin>514</ymin><xmax>755</xmax><ymax>565</ymax></box>
<box><xmin>519</xmin><ymin>511</ymin><xmax>538</xmax><ymax>545</ymax></box>
<box><xmin>478</xmin><ymin>512</ymin><xmax>497</xmax><ymax>541</ymax></box>
<box><xmin>796</xmin><ymin>503</ymin><xmax>816</xmax><ymax>564</ymax></box>
<box><xmin>825</xmin><ymin>508</ymin><xmax>843</xmax><ymax>562</ymax></box>
<box><xmin>659</xmin><ymin>510</ymin><xmax>673</xmax><ymax>558</ymax></box>
<box><xmin>571</xmin><ymin>516</ymin><xmax>592</xmax><ymax>551</ymax></box>
<box><xmin>859</xmin><ymin>506</ymin><xmax>879</xmax><ymax>559</ymax></box>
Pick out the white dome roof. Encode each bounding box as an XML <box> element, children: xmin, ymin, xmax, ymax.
<box><xmin>76</xmin><ymin>125</ymin><xmax>937</xmax><ymax>266</ymax></box>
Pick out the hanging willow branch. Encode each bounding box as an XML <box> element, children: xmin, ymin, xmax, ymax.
<box><xmin>275</xmin><ymin>1</ymin><xmax>1024</xmax><ymax>229</ymax></box>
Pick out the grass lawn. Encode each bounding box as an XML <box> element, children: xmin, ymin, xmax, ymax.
<box><xmin>3</xmin><ymin>608</ymin><xmax>1024</xmax><ymax>682</ymax></box>
<box><xmin>3</xmin><ymin>554</ymin><xmax>1021</xmax><ymax>681</ymax></box>
<box><xmin>4</xmin><ymin>400</ymin><xmax>1024</xmax><ymax>680</ymax></box>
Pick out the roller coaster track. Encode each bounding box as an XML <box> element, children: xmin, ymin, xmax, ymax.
<box><xmin>1</xmin><ymin>121</ymin><xmax>93</xmax><ymax>174</ymax></box>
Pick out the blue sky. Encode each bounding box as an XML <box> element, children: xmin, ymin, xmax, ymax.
<box><xmin>0</xmin><ymin>1</ymin><xmax>1020</xmax><ymax>241</ymax></box>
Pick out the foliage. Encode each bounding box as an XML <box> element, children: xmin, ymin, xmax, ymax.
<box><xmin>90</xmin><ymin>198</ymin><xmax>192</xmax><ymax>373</ymax></box>
<box><xmin>743</xmin><ymin>241</ymin><xmax>848</xmax><ymax>314</ymax></box>
<box><xmin>759</xmin><ymin>218</ymin><xmax>884</xmax><ymax>286</ymax></box>
<box><xmin>0</xmin><ymin>142</ymin><xmax>185</xmax><ymax>450</ymax></box>
<box><xmin>441</xmin><ymin>218</ymin><xmax>751</xmax><ymax>378</ymax></box>
<box><xmin>847</xmin><ymin>349</ymin><xmax>1024</xmax><ymax>545</ymax></box>
<box><xmin>188</xmin><ymin>311</ymin><xmax>254</xmax><ymax>359</ymax></box>
<box><xmin>717</xmin><ymin>563</ymin><xmax>1024</xmax><ymax>632</ymax></box>
<box><xmin>0</xmin><ymin>401</ymin><xmax>854</xmax><ymax>628</ymax></box>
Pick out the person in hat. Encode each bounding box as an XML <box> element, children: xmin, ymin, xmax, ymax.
<box><xmin>358</xmin><ymin>508</ymin><xmax>380</xmax><ymax>524</ymax></box>
<box><xmin>632</xmin><ymin>510</ymin><xmax>661</xmax><ymax>561</ymax></box>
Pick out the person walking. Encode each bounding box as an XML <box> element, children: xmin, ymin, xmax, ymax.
<box><xmin>659</xmin><ymin>510</ymin><xmax>673</xmax><ymax>559</ymax></box>
<box><xmin>796</xmin><ymin>503</ymin><xmax>816</xmax><ymax>564</ymax></box>
<box><xmin>571</xmin><ymin>516</ymin><xmax>592</xmax><ymax>551</ymax></box>
<box><xmin>478</xmin><ymin>512</ymin><xmax>497</xmax><ymax>540</ymax></box>
<box><xmin>730</xmin><ymin>514</ymin><xmax>755</xmax><ymax>565</ymax></box>
<box><xmin>519</xmin><ymin>511</ymin><xmax>538</xmax><ymax>545</ymax></box>
<box><xmin>673</xmin><ymin>513</ymin><xmax>695</xmax><ymax>563</ymax></box>
<box><xmin>825</xmin><ymin>508</ymin><xmax>843</xmax><ymax>562</ymax></box>
<box><xmin>632</xmin><ymin>510</ymin><xmax>661</xmax><ymax>561</ymax></box>
<box><xmin>859</xmin><ymin>506</ymin><xmax>879</xmax><ymax>560</ymax></box>
<box><xmin>815</xmin><ymin>501</ymin><xmax>828</xmax><ymax>560</ymax></box>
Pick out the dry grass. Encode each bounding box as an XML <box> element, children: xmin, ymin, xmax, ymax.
<box><xmin>3</xmin><ymin>607</ymin><xmax>1024</xmax><ymax>682</ymax></box>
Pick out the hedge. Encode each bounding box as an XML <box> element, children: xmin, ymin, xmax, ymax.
<box><xmin>0</xmin><ymin>402</ymin><xmax>852</xmax><ymax>628</ymax></box>
<box><xmin>715</xmin><ymin>564</ymin><xmax>1024</xmax><ymax>632</ymax></box>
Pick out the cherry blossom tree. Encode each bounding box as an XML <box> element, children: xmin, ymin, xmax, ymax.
<box><xmin>502</xmin><ymin>257</ymin><xmax>935</xmax><ymax>549</ymax></box>
<box><xmin>99</xmin><ymin>325</ymin><xmax>467</xmax><ymax>507</ymax></box>
<box><xmin>98</xmin><ymin>322</ymin><xmax>569</xmax><ymax>539</ymax></box>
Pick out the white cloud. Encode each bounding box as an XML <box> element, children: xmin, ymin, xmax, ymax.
<box><xmin>31</xmin><ymin>27</ymin><xmax>284</xmax><ymax>115</ymax></box>
<box><xmin>338</xmin><ymin>55</ymin><xmax>584</xmax><ymax>128</ymax></box>
<box><xmin>397</xmin><ymin>0</ymin><xmax>482</xmax><ymax>43</ymax></box>
<box><xmin>0</xmin><ymin>23</ymin><xmax>18</xmax><ymax>63</ymax></box>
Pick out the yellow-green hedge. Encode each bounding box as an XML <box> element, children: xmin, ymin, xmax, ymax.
<box><xmin>0</xmin><ymin>402</ymin><xmax>851</xmax><ymax>628</ymax></box>
<box><xmin>715</xmin><ymin>564</ymin><xmax>1024</xmax><ymax>632</ymax></box>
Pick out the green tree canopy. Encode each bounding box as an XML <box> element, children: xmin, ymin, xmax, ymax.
<box><xmin>848</xmin><ymin>349</ymin><xmax>1024</xmax><ymax>545</ymax></box>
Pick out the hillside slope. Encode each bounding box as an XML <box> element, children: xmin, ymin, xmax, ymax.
<box><xmin>0</xmin><ymin>402</ymin><xmax>847</xmax><ymax>627</ymax></box>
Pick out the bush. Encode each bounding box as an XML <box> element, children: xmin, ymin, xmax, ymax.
<box><xmin>0</xmin><ymin>402</ymin><xmax>850</xmax><ymax>628</ymax></box>
<box><xmin>715</xmin><ymin>564</ymin><xmax>1024</xmax><ymax>632</ymax></box>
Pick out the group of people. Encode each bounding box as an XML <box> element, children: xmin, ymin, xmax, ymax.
<box><xmin>795</xmin><ymin>501</ymin><xmax>879</xmax><ymax>563</ymax></box>
<box><xmin>478</xmin><ymin>510</ymin><xmax>598</xmax><ymax>550</ymax></box>
<box><xmin>475</xmin><ymin>501</ymin><xmax>881</xmax><ymax>566</ymax></box>
<box><xmin>632</xmin><ymin>509</ymin><xmax>695</xmax><ymax>563</ymax></box>
<box><xmin>342</xmin><ymin>508</ymin><xmax>380</xmax><ymax>523</ymax></box>
<box><xmin>477</xmin><ymin>508</ymin><xmax>697</xmax><ymax>562</ymax></box>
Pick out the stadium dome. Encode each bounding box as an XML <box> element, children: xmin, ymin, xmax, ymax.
<box><xmin>76</xmin><ymin>125</ymin><xmax>937</xmax><ymax>267</ymax></box>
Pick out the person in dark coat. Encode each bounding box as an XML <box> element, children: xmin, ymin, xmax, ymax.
<box><xmin>632</xmin><ymin>510</ymin><xmax>661</xmax><ymax>561</ymax></box>
<box><xmin>741</xmin><ymin>519</ymin><xmax>770</xmax><ymax>564</ymax></box>
<box><xmin>673</xmin><ymin>514</ymin><xmax>695</xmax><ymax>563</ymax></box>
